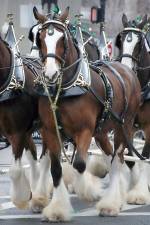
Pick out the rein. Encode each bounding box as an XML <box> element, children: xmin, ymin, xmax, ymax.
<box><xmin>41</xmin><ymin>72</ymin><xmax>71</xmax><ymax>164</ymax></box>
<box><xmin>61</xmin><ymin>57</ymin><xmax>82</xmax><ymax>72</ymax></box>
<box><xmin>136</xmin><ymin>65</ymin><xmax>150</xmax><ymax>71</ymax></box>
<box><xmin>119</xmin><ymin>53</ymin><xmax>139</xmax><ymax>63</ymax></box>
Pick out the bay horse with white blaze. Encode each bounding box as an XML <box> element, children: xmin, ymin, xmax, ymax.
<box><xmin>0</xmin><ymin>34</ymin><xmax>41</xmax><ymax>209</ymax></box>
<box><xmin>116</xmin><ymin>14</ymin><xmax>150</xmax><ymax>205</ymax></box>
<box><xmin>34</xmin><ymin>7</ymin><xmax>141</xmax><ymax>221</ymax></box>
<box><xmin>27</xmin><ymin>8</ymin><xmax>104</xmax><ymax>211</ymax></box>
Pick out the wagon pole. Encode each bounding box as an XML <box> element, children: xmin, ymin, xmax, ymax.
<box><xmin>87</xmin><ymin>149</ymin><xmax>150</xmax><ymax>164</ymax></box>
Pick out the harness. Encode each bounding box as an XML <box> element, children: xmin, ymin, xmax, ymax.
<box><xmin>0</xmin><ymin>21</ymin><xmax>25</xmax><ymax>101</ymax></box>
<box><xmin>22</xmin><ymin>56</ymin><xmax>44</xmax><ymax>82</ymax></box>
<box><xmin>36</xmin><ymin>18</ymin><xmax>146</xmax><ymax>161</ymax></box>
<box><xmin>0</xmin><ymin>45</ymin><xmax>15</xmax><ymax>95</ymax></box>
<box><xmin>90</xmin><ymin>60</ymin><xmax>128</xmax><ymax>126</ymax></box>
<box><xmin>141</xmin><ymin>81</ymin><xmax>150</xmax><ymax>102</ymax></box>
<box><xmin>89</xmin><ymin>63</ymin><xmax>114</xmax><ymax>129</ymax></box>
<box><xmin>37</xmin><ymin>18</ymin><xmax>129</xmax><ymax>124</ymax></box>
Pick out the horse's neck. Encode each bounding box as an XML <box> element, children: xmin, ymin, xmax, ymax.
<box><xmin>137</xmin><ymin>46</ymin><xmax>150</xmax><ymax>88</ymax></box>
<box><xmin>0</xmin><ymin>40</ymin><xmax>11</xmax><ymax>83</ymax></box>
<box><xmin>86</xmin><ymin>43</ymin><xmax>100</xmax><ymax>61</ymax></box>
<box><xmin>83</xmin><ymin>33</ymin><xmax>100</xmax><ymax>61</ymax></box>
<box><xmin>62</xmin><ymin>37</ymin><xmax>79</xmax><ymax>83</ymax></box>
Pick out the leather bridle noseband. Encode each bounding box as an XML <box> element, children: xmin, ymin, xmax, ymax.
<box><xmin>42</xmin><ymin>53</ymin><xmax>65</xmax><ymax>66</ymax></box>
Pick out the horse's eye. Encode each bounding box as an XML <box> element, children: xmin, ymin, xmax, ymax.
<box><xmin>61</xmin><ymin>36</ymin><xmax>65</xmax><ymax>41</ymax></box>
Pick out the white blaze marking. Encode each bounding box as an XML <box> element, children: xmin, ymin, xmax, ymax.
<box><xmin>122</xmin><ymin>32</ymin><xmax>139</xmax><ymax>69</ymax></box>
<box><xmin>44</xmin><ymin>28</ymin><xmax>63</xmax><ymax>79</ymax></box>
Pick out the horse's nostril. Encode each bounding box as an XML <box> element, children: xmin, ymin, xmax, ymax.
<box><xmin>53</xmin><ymin>72</ymin><xmax>57</xmax><ymax>78</ymax></box>
<box><xmin>51</xmin><ymin>72</ymin><xmax>58</xmax><ymax>82</ymax></box>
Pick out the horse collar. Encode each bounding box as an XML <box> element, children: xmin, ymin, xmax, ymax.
<box><xmin>62</xmin><ymin>49</ymin><xmax>91</xmax><ymax>90</ymax></box>
<box><xmin>0</xmin><ymin>47</ymin><xmax>15</xmax><ymax>94</ymax></box>
<box><xmin>0</xmin><ymin>48</ymin><xmax>25</xmax><ymax>95</ymax></box>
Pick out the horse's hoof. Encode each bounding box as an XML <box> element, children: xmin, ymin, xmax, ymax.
<box><xmin>32</xmin><ymin>205</ymin><xmax>43</xmax><ymax>213</ymax></box>
<box><xmin>41</xmin><ymin>215</ymin><xmax>64</xmax><ymax>223</ymax></box>
<box><xmin>43</xmin><ymin>205</ymin><xmax>72</xmax><ymax>222</ymax></box>
<box><xmin>13</xmin><ymin>200</ymin><xmax>29</xmax><ymax>209</ymax></box>
<box><xmin>41</xmin><ymin>216</ymin><xmax>49</xmax><ymax>222</ymax></box>
<box><xmin>127</xmin><ymin>196</ymin><xmax>147</xmax><ymax>205</ymax></box>
<box><xmin>99</xmin><ymin>208</ymin><xmax>119</xmax><ymax>217</ymax></box>
<box><xmin>30</xmin><ymin>196</ymin><xmax>49</xmax><ymax>213</ymax></box>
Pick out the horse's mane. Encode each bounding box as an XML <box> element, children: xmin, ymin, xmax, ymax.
<box><xmin>68</xmin><ymin>23</ymin><xmax>99</xmax><ymax>47</ymax></box>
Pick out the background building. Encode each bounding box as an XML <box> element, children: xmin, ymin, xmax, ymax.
<box><xmin>0</xmin><ymin>0</ymin><xmax>149</xmax><ymax>55</ymax></box>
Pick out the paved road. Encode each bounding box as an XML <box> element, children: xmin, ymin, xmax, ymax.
<box><xmin>0</xmin><ymin>142</ymin><xmax>150</xmax><ymax>225</ymax></box>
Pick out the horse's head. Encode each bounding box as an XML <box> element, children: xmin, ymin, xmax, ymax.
<box><xmin>30</xmin><ymin>6</ymin><xmax>100</xmax><ymax>68</ymax></box>
<box><xmin>117</xmin><ymin>14</ymin><xmax>149</xmax><ymax>71</ymax></box>
<box><xmin>33</xmin><ymin>7</ymin><xmax>71</xmax><ymax>83</ymax></box>
<box><xmin>82</xmin><ymin>30</ymin><xmax>101</xmax><ymax>61</ymax></box>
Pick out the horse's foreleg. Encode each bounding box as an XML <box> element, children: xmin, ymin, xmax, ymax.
<box><xmin>95</xmin><ymin>128</ymin><xmax>129</xmax><ymax>216</ymax></box>
<box><xmin>127</xmin><ymin>125</ymin><xmax>150</xmax><ymax>205</ymax></box>
<box><xmin>143</xmin><ymin>129</ymin><xmax>150</xmax><ymax>194</ymax></box>
<box><xmin>9</xmin><ymin>134</ymin><xmax>31</xmax><ymax>209</ymax></box>
<box><xmin>95</xmin><ymin>133</ymin><xmax>113</xmax><ymax>171</ymax></box>
<box><xmin>96</xmin><ymin>143</ymin><xmax>125</xmax><ymax>216</ymax></box>
<box><xmin>42</xmin><ymin>131</ymin><xmax>73</xmax><ymax>222</ymax></box>
<box><xmin>24</xmin><ymin>135</ymin><xmax>39</xmax><ymax>193</ymax></box>
<box><xmin>30</xmin><ymin>141</ymin><xmax>52</xmax><ymax>213</ymax></box>
<box><xmin>73</xmin><ymin>129</ymin><xmax>102</xmax><ymax>201</ymax></box>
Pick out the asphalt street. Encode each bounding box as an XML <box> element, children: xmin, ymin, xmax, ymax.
<box><xmin>0</xmin><ymin>142</ymin><xmax>150</xmax><ymax>225</ymax></box>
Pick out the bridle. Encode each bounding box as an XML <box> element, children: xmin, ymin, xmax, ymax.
<box><xmin>38</xmin><ymin>20</ymin><xmax>69</xmax><ymax>68</ymax></box>
<box><xmin>37</xmin><ymin>19</ymin><xmax>83</xmax><ymax>76</ymax></box>
<box><xmin>119</xmin><ymin>27</ymin><xmax>146</xmax><ymax>71</ymax></box>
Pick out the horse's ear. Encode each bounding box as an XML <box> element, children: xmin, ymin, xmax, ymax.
<box><xmin>33</xmin><ymin>6</ymin><xmax>47</xmax><ymax>23</ymax></box>
<box><xmin>58</xmin><ymin>6</ymin><xmax>69</xmax><ymax>23</ymax></box>
<box><xmin>148</xmin><ymin>17</ymin><xmax>150</xmax><ymax>24</ymax></box>
<box><xmin>138</xmin><ymin>14</ymin><xmax>147</xmax><ymax>29</ymax></box>
<box><xmin>122</xmin><ymin>14</ymin><xmax>128</xmax><ymax>28</ymax></box>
